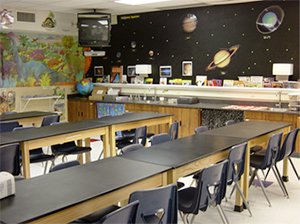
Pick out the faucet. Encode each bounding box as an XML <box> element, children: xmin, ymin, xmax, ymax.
<box><xmin>275</xmin><ymin>90</ymin><xmax>282</xmax><ymax>108</ymax></box>
<box><xmin>153</xmin><ymin>87</ymin><xmax>157</xmax><ymax>102</ymax></box>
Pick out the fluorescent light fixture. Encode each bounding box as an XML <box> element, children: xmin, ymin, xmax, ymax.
<box><xmin>115</xmin><ymin>0</ymin><xmax>172</xmax><ymax>6</ymax></box>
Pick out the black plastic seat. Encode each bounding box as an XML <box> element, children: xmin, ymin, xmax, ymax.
<box><xmin>41</xmin><ymin>114</ymin><xmax>60</xmax><ymax>126</ymax></box>
<box><xmin>0</xmin><ymin>121</ymin><xmax>21</xmax><ymax>132</ymax></box>
<box><xmin>249</xmin><ymin>132</ymin><xmax>283</xmax><ymax>206</ymax></box>
<box><xmin>227</xmin><ymin>142</ymin><xmax>252</xmax><ymax>216</ymax></box>
<box><xmin>151</xmin><ymin>133</ymin><xmax>170</xmax><ymax>145</ymax></box>
<box><xmin>169</xmin><ymin>122</ymin><xmax>179</xmax><ymax>140</ymax></box>
<box><xmin>225</xmin><ymin>120</ymin><xmax>235</xmax><ymax>126</ymax></box>
<box><xmin>116</xmin><ymin>126</ymin><xmax>147</xmax><ymax>151</ymax></box>
<box><xmin>0</xmin><ymin>143</ymin><xmax>21</xmax><ymax>176</ymax></box>
<box><xmin>178</xmin><ymin>160</ymin><xmax>229</xmax><ymax>224</ymax></box>
<box><xmin>49</xmin><ymin>160</ymin><xmax>80</xmax><ymax>172</ymax></box>
<box><xmin>98</xmin><ymin>200</ymin><xmax>139</xmax><ymax>224</ymax></box>
<box><xmin>194</xmin><ymin>125</ymin><xmax>208</xmax><ymax>134</ymax></box>
<box><xmin>13</xmin><ymin>126</ymin><xmax>55</xmax><ymax>174</ymax></box>
<box><xmin>120</xmin><ymin>144</ymin><xmax>144</xmax><ymax>155</ymax></box>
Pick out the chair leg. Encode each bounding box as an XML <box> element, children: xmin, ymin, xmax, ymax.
<box><xmin>43</xmin><ymin>161</ymin><xmax>49</xmax><ymax>174</ymax></box>
<box><xmin>249</xmin><ymin>168</ymin><xmax>257</xmax><ymax>188</ymax></box>
<box><xmin>263</xmin><ymin>168</ymin><xmax>269</xmax><ymax>180</ymax></box>
<box><xmin>271</xmin><ymin>166</ymin><xmax>287</xmax><ymax>197</ymax></box>
<box><xmin>274</xmin><ymin>164</ymin><xmax>289</xmax><ymax>198</ymax></box>
<box><xmin>98</xmin><ymin>150</ymin><xmax>104</xmax><ymax>160</ymax></box>
<box><xmin>289</xmin><ymin>157</ymin><xmax>300</xmax><ymax>180</ymax></box>
<box><xmin>234</xmin><ymin>181</ymin><xmax>252</xmax><ymax>217</ymax></box>
<box><xmin>228</xmin><ymin>184</ymin><xmax>236</xmax><ymax>199</ymax></box>
<box><xmin>216</xmin><ymin>204</ymin><xmax>230</xmax><ymax>224</ymax></box>
<box><xmin>190</xmin><ymin>214</ymin><xmax>196</xmax><ymax>224</ymax></box>
<box><xmin>256</xmin><ymin>172</ymin><xmax>271</xmax><ymax>207</ymax></box>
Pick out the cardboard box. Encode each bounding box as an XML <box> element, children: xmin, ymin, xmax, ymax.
<box><xmin>89</xmin><ymin>86</ymin><xmax>108</xmax><ymax>101</ymax></box>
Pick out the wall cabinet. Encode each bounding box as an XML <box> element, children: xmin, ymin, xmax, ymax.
<box><xmin>68</xmin><ymin>98</ymin><xmax>96</xmax><ymax>122</ymax></box>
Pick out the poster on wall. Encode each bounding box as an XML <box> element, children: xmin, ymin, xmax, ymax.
<box><xmin>159</xmin><ymin>66</ymin><xmax>172</xmax><ymax>78</ymax></box>
<box><xmin>94</xmin><ymin>66</ymin><xmax>104</xmax><ymax>77</ymax></box>
<box><xmin>182</xmin><ymin>61</ymin><xmax>193</xmax><ymax>76</ymax></box>
<box><xmin>0</xmin><ymin>32</ymin><xmax>85</xmax><ymax>88</ymax></box>
<box><xmin>0</xmin><ymin>90</ymin><xmax>16</xmax><ymax>114</ymax></box>
<box><xmin>127</xmin><ymin>66</ymin><xmax>136</xmax><ymax>77</ymax></box>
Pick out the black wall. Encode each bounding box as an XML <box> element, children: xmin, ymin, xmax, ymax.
<box><xmin>90</xmin><ymin>0</ymin><xmax>299</xmax><ymax>84</ymax></box>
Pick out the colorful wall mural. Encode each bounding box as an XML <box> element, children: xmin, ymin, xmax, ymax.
<box><xmin>0</xmin><ymin>32</ymin><xmax>85</xmax><ymax>87</ymax></box>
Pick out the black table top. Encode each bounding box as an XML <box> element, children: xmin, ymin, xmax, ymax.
<box><xmin>97</xmin><ymin>112</ymin><xmax>172</xmax><ymax>125</ymax></box>
<box><xmin>0</xmin><ymin>157</ymin><xmax>170</xmax><ymax>224</ymax></box>
<box><xmin>122</xmin><ymin>134</ymin><xmax>246</xmax><ymax>168</ymax></box>
<box><xmin>0</xmin><ymin>120</ymin><xmax>108</xmax><ymax>145</ymax></box>
<box><xmin>202</xmin><ymin>121</ymin><xmax>291</xmax><ymax>140</ymax></box>
<box><xmin>0</xmin><ymin>111</ymin><xmax>56</xmax><ymax>122</ymax></box>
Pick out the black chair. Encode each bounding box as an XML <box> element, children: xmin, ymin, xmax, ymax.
<box><xmin>41</xmin><ymin>114</ymin><xmax>60</xmax><ymax>126</ymax></box>
<box><xmin>225</xmin><ymin>120</ymin><xmax>235</xmax><ymax>126</ymax></box>
<box><xmin>117</xmin><ymin>126</ymin><xmax>147</xmax><ymax>150</ymax></box>
<box><xmin>168</xmin><ymin>122</ymin><xmax>179</xmax><ymax>140</ymax></box>
<box><xmin>227</xmin><ymin>143</ymin><xmax>252</xmax><ymax>216</ymax></box>
<box><xmin>249</xmin><ymin>132</ymin><xmax>283</xmax><ymax>207</ymax></box>
<box><xmin>50</xmin><ymin>122</ymin><xmax>92</xmax><ymax>162</ymax></box>
<box><xmin>194</xmin><ymin>125</ymin><xmax>209</xmax><ymax>134</ymax></box>
<box><xmin>178</xmin><ymin>160</ymin><xmax>229</xmax><ymax>224</ymax></box>
<box><xmin>0</xmin><ymin>121</ymin><xmax>21</xmax><ymax>132</ymax></box>
<box><xmin>151</xmin><ymin>133</ymin><xmax>170</xmax><ymax>145</ymax></box>
<box><xmin>121</xmin><ymin>144</ymin><xmax>144</xmax><ymax>155</ymax></box>
<box><xmin>0</xmin><ymin>143</ymin><xmax>21</xmax><ymax>176</ymax></box>
<box><xmin>99</xmin><ymin>200</ymin><xmax>139</xmax><ymax>224</ymax></box>
<box><xmin>49</xmin><ymin>160</ymin><xmax>80</xmax><ymax>172</ymax></box>
<box><xmin>13</xmin><ymin>126</ymin><xmax>55</xmax><ymax>174</ymax></box>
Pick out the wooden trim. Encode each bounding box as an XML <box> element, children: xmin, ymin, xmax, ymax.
<box><xmin>29</xmin><ymin>172</ymin><xmax>166</xmax><ymax>224</ymax></box>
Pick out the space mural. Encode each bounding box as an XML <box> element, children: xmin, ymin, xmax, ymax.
<box><xmin>92</xmin><ymin>0</ymin><xmax>299</xmax><ymax>83</ymax></box>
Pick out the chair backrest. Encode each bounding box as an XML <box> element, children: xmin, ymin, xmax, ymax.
<box><xmin>129</xmin><ymin>184</ymin><xmax>177</xmax><ymax>224</ymax></box>
<box><xmin>0</xmin><ymin>143</ymin><xmax>21</xmax><ymax>176</ymax></box>
<box><xmin>2</xmin><ymin>111</ymin><xmax>17</xmax><ymax>115</ymax></box>
<box><xmin>194</xmin><ymin>125</ymin><xmax>209</xmax><ymax>134</ymax></box>
<box><xmin>0</xmin><ymin>121</ymin><xmax>20</xmax><ymax>132</ymax></box>
<box><xmin>99</xmin><ymin>200</ymin><xmax>139</xmax><ymax>224</ymax></box>
<box><xmin>278</xmin><ymin>128</ymin><xmax>300</xmax><ymax>161</ymax></box>
<box><xmin>41</xmin><ymin>114</ymin><xmax>60</xmax><ymax>127</ymax></box>
<box><xmin>225</xmin><ymin>120</ymin><xmax>235</xmax><ymax>126</ymax></box>
<box><xmin>151</xmin><ymin>133</ymin><xmax>170</xmax><ymax>146</ymax></box>
<box><xmin>263</xmin><ymin>132</ymin><xmax>283</xmax><ymax>169</ymax></box>
<box><xmin>168</xmin><ymin>122</ymin><xmax>179</xmax><ymax>140</ymax></box>
<box><xmin>227</xmin><ymin>142</ymin><xmax>247</xmax><ymax>184</ymax></box>
<box><xmin>121</xmin><ymin>144</ymin><xmax>144</xmax><ymax>155</ymax></box>
<box><xmin>49</xmin><ymin>161</ymin><xmax>80</xmax><ymax>172</ymax></box>
<box><xmin>195</xmin><ymin>160</ymin><xmax>229</xmax><ymax>213</ymax></box>
<box><xmin>133</xmin><ymin>126</ymin><xmax>147</xmax><ymax>146</ymax></box>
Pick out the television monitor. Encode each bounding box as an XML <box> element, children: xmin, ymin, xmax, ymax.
<box><xmin>77</xmin><ymin>13</ymin><xmax>111</xmax><ymax>47</ymax></box>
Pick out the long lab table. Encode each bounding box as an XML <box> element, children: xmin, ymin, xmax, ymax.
<box><xmin>0</xmin><ymin>111</ymin><xmax>57</xmax><ymax>126</ymax></box>
<box><xmin>0</xmin><ymin>120</ymin><xmax>110</xmax><ymax>179</ymax></box>
<box><xmin>202</xmin><ymin>120</ymin><xmax>291</xmax><ymax>211</ymax></box>
<box><xmin>0</xmin><ymin>157</ymin><xmax>170</xmax><ymax>224</ymax></box>
<box><xmin>97</xmin><ymin>112</ymin><xmax>173</xmax><ymax>157</ymax></box>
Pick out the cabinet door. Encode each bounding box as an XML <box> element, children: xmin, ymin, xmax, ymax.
<box><xmin>68</xmin><ymin>99</ymin><xmax>80</xmax><ymax>122</ymax></box>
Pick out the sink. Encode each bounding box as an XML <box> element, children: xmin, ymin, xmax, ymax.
<box><xmin>268</xmin><ymin>107</ymin><xmax>288</xmax><ymax>112</ymax></box>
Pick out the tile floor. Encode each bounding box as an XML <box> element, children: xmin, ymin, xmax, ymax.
<box><xmin>29</xmin><ymin>138</ymin><xmax>300</xmax><ymax>224</ymax></box>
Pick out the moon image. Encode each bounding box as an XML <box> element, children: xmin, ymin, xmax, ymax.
<box><xmin>149</xmin><ymin>50</ymin><xmax>154</xmax><ymax>57</ymax></box>
<box><xmin>182</xmin><ymin>14</ymin><xmax>198</xmax><ymax>33</ymax></box>
<box><xmin>256</xmin><ymin>5</ymin><xmax>284</xmax><ymax>34</ymax></box>
<box><xmin>206</xmin><ymin>45</ymin><xmax>240</xmax><ymax>71</ymax></box>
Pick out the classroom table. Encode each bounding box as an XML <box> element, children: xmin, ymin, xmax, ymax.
<box><xmin>202</xmin><ymin>120</ymin><xmax>291</xmax><ymax>211</ymax></box>
<box><xmin>0</xmin><ymin>111</ymin><xmax>57</xmax><ymax>126</ymax></box>
<box><xmin>0</xmin><ymin>120</ymin><xmax>110</xmax><ymax>179</ymax></box>
<box><xmin>97</xmin><ymin>112</ymin><xmax>173</xmax><ymax>157</ymax></box>
<box><xmin>0</xmin><ymin>157</ymin><xmax>170</xmax><ymax>224</ymax></box>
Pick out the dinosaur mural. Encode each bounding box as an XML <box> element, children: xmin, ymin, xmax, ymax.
<box><xmin>0</xmin><ymin>31</ymin><xmax>85</xmax><ymax>87</ymax></box>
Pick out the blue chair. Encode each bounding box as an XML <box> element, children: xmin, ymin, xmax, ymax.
<box><xmin>50</xmin><ymin>122</ymin><xmax>92</xmax><ymax>162</ymax></box>
<box><xmin>121</xmin><ymin>144</ymin><xmax>144</xmax><ymax>155</ymax></box>
<box><xmin>49</xmin><ymin>160</ymin><xmax>80</xmax><ymax>173</ymax></box>
<box><xmin>99</xmin><ymin>200</ymin><xmax>139</xmax><ymax>224</ymax></box>
<box><xmin>41</xmin><ymin>114</ymin><xmax>60</xmax><ymax>126</ymax></box>
<box><xmin>225</xmin><ymin>120</ymin><xmax>235</xmax><ymax>126</ymax></box>
<box><xmin>194</xmin><ymin>125</ymin><xmax>208</xmax><ymax>134</ymax></box>
<box><xmin>0</xmin><ymin>121</ymin><xmax>21</xmax><ymax>132</ymax></box>
<box><xmin>151</xmin><ymin>133</ymin><xmax>170</xmax><ymax>145</ymax></box>
<box><xmin>13</xmin><ymin>126</ymin><xmax>55</xmax><ymax>174</ymax></box>
<box><xmin>129</xmin><ymin>184</ymin><xmax>178</xmax><ymax>224</ymax></box>
<box><xmin>178</xmin><ymin>160</ymin><xmax>229</xmax><ymax>224</ymax></box>
<box><xmin>249</xmin><ymin>132</ymin><xmax>283</xmax><ymax>206</ymax></box>
<box><xmin>0</xmin><ymin>143</ymin><xmax>21</xmax><ymax>176</ymax></box>
<box><xmin>169</xmin><ymin>122</ymin><xmax>179</xmax><ymax>140</ymax></box>
<box><xmin>227</xmin><ymin>143</ymin><xmax>252</xmax><ymax>216</ymax></box>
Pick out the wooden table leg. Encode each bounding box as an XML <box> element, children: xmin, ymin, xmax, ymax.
<box><xmin>21</xmin><ymin>142</ymin><xmax>31</xmax><ymax>179</ymax></box>
<box><xmin>103</xmin><ymin>128</ymin><xmax>110</xmax><ymax>158</ymax></box>
<box><xmin>77</xmin><ymin>140</ymin><xmax>84</xmax><ymax>164</ymax></box>
<box><xmin>85</xmin><ymin>138</ymin><xmax>91</xmax><ymax>163</ymax></box>
<box><xmin>110</xmin><ymin>126</ymin><xmax>117</xmax><ymax>157</ymax></box>
<box><xmin>282</xmin><ymin>158</ymin><xmax>289</xmax><ymax>182</ymax></box>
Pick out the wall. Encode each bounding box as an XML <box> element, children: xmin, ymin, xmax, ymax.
<box><xmin>91</xmin><ymin>0</ymin><xmax>299</xmax><ymax>84</ymax></box>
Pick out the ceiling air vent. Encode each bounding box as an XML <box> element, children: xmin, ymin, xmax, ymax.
<box><xmin>17</xmin><ymin>11</ymin><xmax>35</xmax><ymax>22</ymax></box>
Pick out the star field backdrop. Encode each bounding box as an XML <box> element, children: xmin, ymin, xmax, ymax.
<box><xmin>90</xmin><ymin>0</ymin><xmax>299</xmax><ymax>84</ymax></box>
